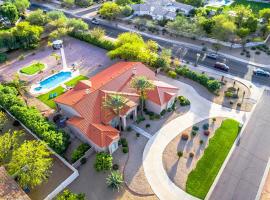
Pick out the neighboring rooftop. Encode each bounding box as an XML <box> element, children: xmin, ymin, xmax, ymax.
<box><xmin>0</xmin><ymin>166</ymin><xmax>31</xmax><ymax>200</ymax></box>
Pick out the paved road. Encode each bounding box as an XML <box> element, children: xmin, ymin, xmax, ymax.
<box><xmin>29</xmin><ymin>4</ymin><xmax>270</xmax><ymax>87</ymax></box>
<box><xmin>209</xmin><ymin>90</ymin><xmax>270</xmax><ymax>200</ymax></box>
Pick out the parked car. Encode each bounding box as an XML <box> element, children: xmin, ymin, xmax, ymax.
<box><xmin>214</xmin><ymin>62</ymin><xmax>229</xmax><ymax>72</ymax></box>
<box><xmin>52</xmin><ymin>40</ymin><xmax>63</xmax><ymax>50</ymax></box>
<box><xmin>207</xmin><ymin>53</ymin><xmax>218</xmax><ymax>59</ymax></box>
<box><xmin>253</xmin><ymin>68</ymin><xmax>270</xmax><ymax>77</ymax></box>
<box><xmin>91</xmin><ymin>18</ymin><xmax>99</xmax><ymax>25</ymax></box>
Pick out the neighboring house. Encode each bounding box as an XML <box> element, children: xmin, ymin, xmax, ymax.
<box><xmin>131</xmin><ymin>0</ymin><xmax>194</xmax><ymax>20</ymax></box>
<box><xmin>55</xmin><ymin>62</ymin><xmax>178</xmax><ymax>154</ymax></box>
<box><xmin>0</xmin><ymin>166</ymin><xmax>31</xmax><ymax>200</ymax></box>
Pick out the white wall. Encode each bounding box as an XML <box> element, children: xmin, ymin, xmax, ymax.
<box><xmin>145</xmin><ymin>100</ymin><xmax>165</xmax><ymax>114</ymax></box>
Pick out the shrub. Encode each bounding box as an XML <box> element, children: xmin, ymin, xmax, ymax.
<box><xmin>181</xmin><ymin>133</ymin><xmax>189</xmax><ymax>140</ymax></box>
<box><xmin>0</xmin><ymin>53</ymin><xmax>7</xmax><ymax>63</ymax></box>
<box><xmin>145</xmin><ymin>124</ymin><xmax>151</xmax><ymax>128</ymax></box>
<box><xmin>136</xmin><ymin>115</ymin><xmax>145</xmax><ymax>124</ymax></box>
<box><xmin>13</xmin><ymin>120</ymin><xmax>20</xmax><ymax>127</ymax></box>
<box><xmin>0</xmin><ymin>85</ymin><xmax>69</xmax><ymax>154</ymax></box>
<box><xmin>71</xmin><ymin>143</ymin><xmax>91</xmax><ymax>163</ymax></box>
<box><xmin>69</xmin><ymin>31</ymin><xmax>115</xmax><ymax>51</ymax></box>
<box><xmin>212</xmin><ymin>118</ymin><xmax>216</xmax><ymax>123</ymax></box>
<box><xmin>94</xmin><ymin>152</ymin><xmax>113</xmax><ymax>172</ymax></box>
<box><xmin>126</xmin><ymin>126</ymin><xmax>132</xmax><ymax>132</ymax></box>
<box><xmin>191</xmin><ymin>130</ymin><xmax>197</xmax><ymax>136</ymax></box>
<box><xmin>175</xmin><ymin>67</ymin><xmax>221</xmax><ymax>93</ymax></box>
<box><xmin>154</xmin><ymin>114</ymin><xmax>161</xmax><ymax>120</ymax></box>
<box><xmin>136</xmin><ymin>133</ymin><xmax>140</xmax><ymax>137</ymax></box>
<box><xmin>122</xmin><ymin>147</ymin><xmax>129</xmax><ymax>153</ymax></box>
<box><xmin>204</xmin><ymin>130</ymin><xmax>210</xmax><ymax>136</ymax></box>
<box><xmin>229</xmin><ymin>100</ymin><xmax>234</xmax><ymax>105</ymax></box>
<box><xmin>237</xmin><ymin>103</ymin><xmax>241</xmax><ymax>107</ymax></box>
<box><xmin>189</xmin><ymin>152</ymin><xmax>194</xmax><ymax>158</ymax></box>
<box><xmin>225</xmin><ymin>91</ymin><xmax>233</xmax><ymax>98</ymax></box>
<box><xmin>203</xmin><ymin>123</ymin><xmax>209</xmax><ymax>130</ymax></box>
<box><xmin>255</xmin><ymin>51</ymin><xmax>261</xmax><ymax>55</ymax></box>
<box><xmin>178</xmin><ymin>96</ymin><xmax>190</xmax><ymax>106</ymax></box>
<box><xmin>251</xmin><ymin>46</ymin><xmax>256</xmax><ymax>50</ymax></box>
<box><xmin>168</xmin><ymin>70</ymin><xmax>177</xmax><ymax>78</ymax></box>
<box><xmin>112</xmin><ymin>164</ymin><xmax>119</xmax><ymax>170</ymax></box>
<box><xmin>120</xmin><ymin>138</ymin><xmax>128</xmax><ymax>147</ymax></box>
<box><xmin>177</xmin><ymin>151</ymin><xmax>183</xmax><ymax>158</ymax></box>
<box><xmin>199</xmin><ymin>140</ymin><xmax>204</xmax><ymax>145</ymax></box>
<box><xmin>75</xmin><ymin>0</ymin><xmax>93</xmax><ymax>7</ymax></box>
<box><xmin>149</xmin><ymin>115</ymin><xmax>155</xmax><ymax>120</ymax></box>
<box><xmin>80</xmin><ymin>157</ymin><xmax>87</xmax><ymax>165</ymax></box>
<box><xmin>192</xmin><ymin>126</ymin><xmax>199</xmax><ymax>131</ymax></box>
<box><xmin>160</xmin><ymin>109</ymin><xmax>166</xmax><ymax>116</ymax></box>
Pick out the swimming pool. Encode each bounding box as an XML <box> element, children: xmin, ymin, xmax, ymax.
<box><xmin>30</xmin><ymin>70</ymin><xmax>77</xmax><ymax>94</ymax></box>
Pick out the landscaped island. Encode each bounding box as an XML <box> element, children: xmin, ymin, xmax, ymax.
<box><xmin>20</xmin><ymin>62</ymin><xmax>45</xmax><ymax>75</ymax></box>
<box><xmin>186</xmin><ymin>119</ymin><xmax>240</xmax><ymax>199</ymax></box>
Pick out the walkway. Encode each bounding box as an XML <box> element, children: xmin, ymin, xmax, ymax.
<box><xmin>142</xmin><ymin>75</ymin><xmax>263</xmax><ymax>200</ymax></box>
<box><xmin>130</xmin><ymin>124</ymin><xmax>152</xmax><ymax>139</ymax></box>
<box><xmin>209</xmin><ymin>90</ymin><xmax>270</xmax><ymax>200</ymax></box>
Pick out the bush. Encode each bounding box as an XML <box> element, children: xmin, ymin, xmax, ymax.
<box><xmin>192</xmin><ymin>126</ymin><xmax>199</xmax><ymax>131</ymax></box>
<box><xmin>154</xmin><ymin>114</ymin><xmax>161</xmax><ymax>120</ymax></box>
<box><xmin>251</xmin><ymin>46</ymin><xmax>256</xmax><ymax>50</ymax></box>
<box><xmin>177</xmin><ymin>151</ymin><xmax>183</xmax><ymax>158</ymax></box>
<box><xmin>168</xmin><ymin>70</ymin><xmax>177</xmax><ymax>79</ymax></box>
<box><xmin>136</xmin><ymin>115</ymin><xmax>145</xmax><ymax>124</ymax></box>
<box><xmin>120</xmin><ymin>138</ymin><xmax>128</xmax><ymax>147</ymax></box>
<box><xmin>69</xmin><ymin>31</ymin><xmax>115</xmax><ymax>51</ymax></box>
<box><xmin>94</xmin><ymin>152</ymin><xmax>113</xmax><ymax>172</ymax></box>
<box><xmin>80</xmin><ymin>157</ymin><xmax>87</xmax><ymax>165</ymax></box>
<box><xmin>203</xmin><ymin>123</ymin><xmax>209</xmax><ymax>130</ymax></box>
<box><xmin>0</xmin><ymin>53</ymin><xmax>7</xmax><ymax>63</ymax></box>
<box><xmin>122</xmin><ymin>147</ymin><xmax>129</xmax><ymax>153</ymax></box>
<box><xmin>75</xmin><ymin>0</ymin><xmax>93</xmax><ymax>7</ymax></box>
<box><xmin>181</xmin><ymin>133</ymin><xmax>189</xmax><ymax>140</ymax></box>
<box><xmin>178</xmin><ymin>96</ymin><xmax>190</xmax><ymax>106</ymax></box>
<box><xmin>199</xmin><ymin>140</ymin><xmax>204</xmax><ymax>145</ymax></box>
<box><xmin>237</xmin><ymin>103</ymin><xmax>242</xmax><ymax>107</ymax></box>
<box><xmin>167</xmin><ymin>107</ymin><xmax>172</xmax><ymax>112</ymax></box>
<box><xmin>13</xmin><ymin>120</ymin><xmax>20</xmax><ymax>127</ymax></box>
<box><xmin>127</xmin><ymin>126</ymin><xmax>132</xmax><ymax>132</ymax></box>
<box><xmin>160</xmin><ymin>109</ymin><xmax>166</xmax><ymax>116</ymax></box>
<box><xmin>149</xmin><ymin>115</ymin><xmax>155</xmax><ymax>120</ymax></box>
<box><xmin>175</xmin><ymin>67</ymin><xmax>221</xmax><ymax>92</ymax></box>
<box><xmin>204</xmin><ymin>130</ymin><xmax>210</xmax><ymax>136</ymax></box>
<box><xmin>136</xmin><ymin>132</ymin><xmax>140</xmax><ymax>137</ymax></box>
<box><xmin>255</xmin><ymin>51</ymin><xmax>261</xmax><ymax>55</ymax></box>
<box><xmin>71</xmin><ymin>143</ymin><xmax>91</xmax><ymax>163</ymax></box>
<box><xmin>189</xmin><ymin>152</ymin><xmax>194</xmax><ymax>158</ymax></box>
<box><xmin>0</xmin><ymin>85</ymin><xmax>69</xmax><ymax>154</ymax></box>
<box><xmin>191</xmin><ymin>130</ymin><xmax>197</xmax><ymax>136</ymax></box>
<box><xmin>229</xmin><ymin>100</ymin><xmax>234</xmax><ymax>105</ymax></box>
<box><xmin>225</xmin><ymin>91</ymin><xmax>233</xmax><ymax>98</ymax></box>
<box><xmin>112</xmin><ymin>164</ymin><xmax>119</xmax><ymax>170</ymax></box>
<box><xmin>145</xmin><ymin>124</ymin><xmax>151</xmax><ymax>128</ymax></box>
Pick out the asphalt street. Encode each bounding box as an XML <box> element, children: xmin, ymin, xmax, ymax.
<box><xmin>30</xmin><ymin>3</ymin><xmax>270</xmax><ymax>87</ymax></box>
<box><xmin>210</xmin><ymin>90</ymin><xmax>270</xmax><ymax>200</ymax></box>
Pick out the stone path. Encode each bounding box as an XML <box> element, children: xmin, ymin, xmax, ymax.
<box><xmin>142</xmin><ymin>75</ymin><xmax>263</xmax><ymax>200</ymax></box>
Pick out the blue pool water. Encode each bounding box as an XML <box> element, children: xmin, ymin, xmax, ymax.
<box><xmin>34</xmin><ymin>71</ymin><xmax>72</xmax><ymax>91</ymax></box>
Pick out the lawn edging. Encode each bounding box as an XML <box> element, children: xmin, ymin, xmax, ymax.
<box><xmin>205</xmin><ymin>90</ymin><xmax>264</xmax><ymax>200</ymax></box>
<box><xmin>186</xmin><ymin>119</ymin><xmax>241</xmax><ymax>199</ymax></box>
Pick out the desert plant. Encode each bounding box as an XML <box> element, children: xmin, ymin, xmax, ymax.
<box><xmin>112</xmin><ymin>163</ymin><xmax>119</xmax><ymax>170</ymax></box>
<box><xmin>204</xmin><ymin>130</ymin><xmax>210</xmax><ymax>136</ymax></box>
<box><xmin>192</xmin><ymin>126</ymin><xmax>199</xmax><ymax>131</ymax></box>
<box><xmin>106</xmin><ymin>171</ymin><xmax>123</xmax><ymax>191</ymax></box>
<box><xmin>181</xmin><ymin>133</ymin><xmax>189</xmax><ymax>140</ymax></box>
<box><xmin>203</xmin><ymin>123</ymin><xmax>209</xmax><ymax>130</ymax></box>
<box><xmin>189</xmin><ymin>152</ymin><xmax>194</xmax><ymax>158</ymax></box>
<box><xmin>177</xmin><ymin>151</ymin><xmax>183</xmax><ymax>158</ymax></box>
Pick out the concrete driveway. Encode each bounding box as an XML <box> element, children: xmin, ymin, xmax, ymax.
<box><xmin>142</xmin><ymin>75</ymin><xmax>262</xmax><ymax>200</ymax></box>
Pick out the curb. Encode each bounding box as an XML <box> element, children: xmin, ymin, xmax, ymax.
<box><xmin>255</xmin><ymin>157</ymin><xmax>270</xmax><ymax>200</ymax></box>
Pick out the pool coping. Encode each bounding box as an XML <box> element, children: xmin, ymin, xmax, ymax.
<box><xmin>30</xmin><ymin>69</ymin><xmax>80</xmax><ymax>95</ymax></box>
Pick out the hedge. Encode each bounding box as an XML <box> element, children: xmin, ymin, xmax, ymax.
<box><xmin>0</xmin><ymin>84</ymin><xmax>69</xmax><ymax>154</ymax></box>
<box><xmin>69</xmin><ymin>31</ymin><xmax>115</xmax><ymax>51</ymax></box>
<box><xmin>71</xmin><ymin>143</ymin><xmax>91</xmax><ymax>163</ymax></box>
<box><xmin>175</xmin><ymin>66</ymin><xmax>221</xmax><ymax>92</ymax></box>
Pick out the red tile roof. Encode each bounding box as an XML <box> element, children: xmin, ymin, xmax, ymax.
<box><xmin>55</xmin><ymin>62</ymin><xmax>178</xmax><ymax>148</ymax></box>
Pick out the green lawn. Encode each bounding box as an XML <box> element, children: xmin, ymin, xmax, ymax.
<box><xmin>186</xmin><ymin>119</ymin><xmax>240</xmax><ymax>199</ymax></box>
<box><xmin>229</xmin><ymin>0</ymin><xmax>270</xmax><ymax>13</ymax></box>
<box><xmin>37</xmin><ymin>86</ymin><xmax>65</xmax><ymax>109</ymax></box>
<box><xmin>65</xmin><ymin>75</ymin><xmax>88</xmax><ymax>87</ymax></box>
<box><xmin>20</xmin><ymin>62</ymin><xmax>45</xmax><ymax>75</ymax></box>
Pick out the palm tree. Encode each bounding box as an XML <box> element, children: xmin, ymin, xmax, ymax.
<box><xmin>8</xmin><ymin>74</ymin><xmax>28</xmax><ymax>105</ymax></box>
<box><xmin>102</xmin><ymin>93</ymin><xmax>128</xmax><ymax>130</ymax></box>
<box><xmin>130</xmin><ymin>76</ymin><xmax>154</xmax><ymax>115</ymax></box>
<box><xmin>106</xmin><ymin>170</ymin><xmax>123</xmax><ymax>192</ymax></box>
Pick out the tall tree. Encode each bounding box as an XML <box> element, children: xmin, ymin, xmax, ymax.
<box><xmin>7</xmin><ymin>140</ymin><xmax>52</xmax><ymax>189</ymax></box>
<box><xmin>103</xmin><ymin>93</ymin><xmax>128</xmax><ymax>130</ymax></box>
<box><xmin>99</xmin><ymin>2</ymin><xmax>121</xmax><ymax>20</ymax></box>
<box><xmin>130</xmin><ymin>76</ymin><xmax>154</xmax><ymax>115</ymax></box>
<box><xmin>0</xmin><ymin>130</ymin><xmax>24</xmax><ymax>164</ymax></box>
<box><xmin>0</xmin><ymin>2</ymin><xmax>19</xmax><ymax>24</ymax></box>
<box><xmin>236</xmin><ymin>27</ymin><xmax>250</xmax><ymax>49</ymax></box>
